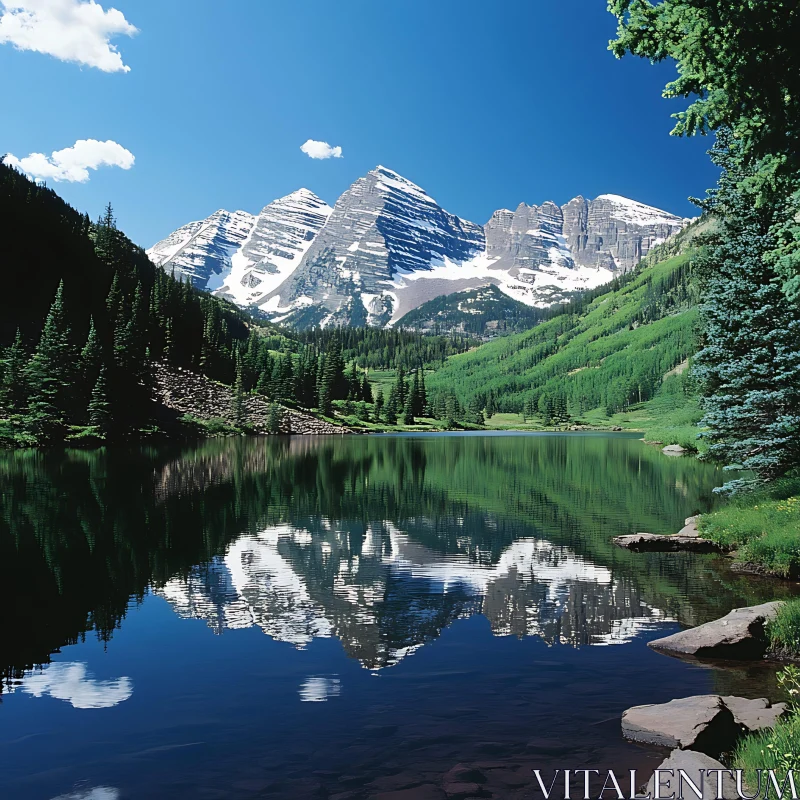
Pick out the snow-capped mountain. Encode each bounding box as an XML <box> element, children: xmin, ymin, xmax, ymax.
<box><xmin>261</xmin><ymin>166</ymin><xmax>487</xmax><ymax>327</ymax></box>
<box><xmin>148</xmin><ymin>167</ymin><xmax>689</xmax><ymax>328</ymax></box>
<box><xmin>147</xmin><ymin>190</ymin><xmax>332</xmax><ymax>305</ymax></box>
<box><xmin>155</xmin><ymin>521</ymin><xmax>673</xmax><ymax>670</ymax></box>
<box><xmin>147</xmin><ymin>208</ymin><xmax>255</xmax><ymax>289</ymax></box>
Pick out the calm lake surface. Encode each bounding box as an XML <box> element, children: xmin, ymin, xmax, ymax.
<box><xmin>0</xmin><ymin>433</ymin><xmax>793</xmax><ymax>800</ymax></box>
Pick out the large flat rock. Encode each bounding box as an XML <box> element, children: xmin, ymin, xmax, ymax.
<box><xmin>613</xmin><ymin>532</ymin><xmax>724</xmax><ymax>553</ymax></box>
<box><xmin>644</xmin><ymin>750</ymin><xmax>738</xmax><ymax>800</ymax></box>
<box><xmin>721</xmin><ymin>696</ymin><xmax>788</xmax><ymax>731</ymax></box>
<box><xmin>622</xmin><ymin>695</ymin><xmax>739</xmax><ymax>756</ymax></box>
<box><xmin>648</xmin><ymin>601</ymin><xmax>784</xmax><ymax>660</ymax></box>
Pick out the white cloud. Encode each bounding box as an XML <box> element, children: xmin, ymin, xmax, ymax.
<box><xmin>9</xmin><ymin>661</ymin><xmax>133</xmax><ymax>709</ymax></box>
<box><xmin>5</xmin><ymin>138</ymin><xmax>135</xmax><ymax>182</ymax></box>
<box><xmin>0</xmin><ymin>0</ymin><xmax>137</xmax><ymax>72</ymax></box>
<box><xmin>300</xmin><ymin>139</ymin><xmax>343</xmax><ymax>160</ymax></box>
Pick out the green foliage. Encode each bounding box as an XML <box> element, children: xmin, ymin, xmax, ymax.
<box><xmin>609</xmin><ymin>1</ymin><xmax>800</xmax><ymax>155</ymax></box>
<box><xmin>609</xmin><ymin>0</ymin><xmax>800</xmax><ymax>486</ymax></box>
<box><xmin>699</xmin><ymin>478</ymin><xmax>800</xmax><ymax>576</ymax></box>
<box><xmin>0</xmin><ymin>162</ymin><xmax>254</xmax><ymax>445</ymax></box>
<box><xmin>87</xmin><ymin>365</ymin><xmax>112</xmax><ymax>436</ymax></box>
<box><xmin>427</xmin><ymin>251</ymin><xmax>698</xmax><ymax>416</ymax></box>
<box><xmin>396</xmin><ymin>284</ymin><xmax>551</xmax><ymax>338</ymax></box>
<box><xmin>296</xmin><ymin>326</ymin><xmax>474</xmax><ymax>372</ymax></box>
<box><xmin>768</xmin><ymin>603</ymin><xmax>800</xmax><ymax>656</ymax></box>
<box><xmin>692</xmin><ymin>134</ymin><xmax>800</xmax><ymax>488</ymax></box>
<box><xmin>735</xmin><ymin>667</ymin><xmax>800</xmax><ymax>783</ymax></box>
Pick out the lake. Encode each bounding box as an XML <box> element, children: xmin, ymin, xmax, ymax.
<box><xmin>0</xmin><ymin>433</ymin><xmax>791</xmax><ymax>800</ymax></box>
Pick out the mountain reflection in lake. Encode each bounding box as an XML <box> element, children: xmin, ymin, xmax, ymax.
<box><xmin>0</xmin><ymin>434</ymin><xmax>794</xmax><ymax>800</ymax></box>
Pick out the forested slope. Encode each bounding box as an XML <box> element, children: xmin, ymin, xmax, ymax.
<box><xmin>427</xmin><ymin>239</ymin><xmax>701</xmax><ymax>417</ymax></box>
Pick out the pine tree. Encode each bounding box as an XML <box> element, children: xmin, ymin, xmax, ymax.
<box><xmin>0</xmin><ymin>329</ymin><xmax>27</xmax><ymax>413</ymax></box>
<box><xmin>231</xmin><ymin>357</ymin><xmax>246</xmax><ymax>426</ymax></box>
<box><xmin>267</xmin><ymin>402</ymin><xmax>283</xmax><ymax>434</ymax></box>
<box><xmin>318</xmin><ymin>357</ymin><xmax>333</xmax><ymax>416</ymax></box>
<box><xmin>693</xmin><ymin>133</ymin><xmax>800</xmax><ymax>488</ymax></box>
<box><xmin>538</xmin><ymin>393</ymin><xmax>554</xmax><ymax>425</ymax></box>
<box><xmin>24</xmin><ymin>281</ymin><xmax>77</xmax><ymax>438</ymax></box>
<box><xmin>411</xmin><ymin>369</ymin><xmax>425</xmax><ymax>417</ymax></box>
<box><xmin>95</xmin><ymin>202</ymin><xmax>118</xmax><ymax>264</ymax></box>
<box><xmin>361</xmin><ymin>373</ymin><xmax>373</xmax><ymax>404</ymax></box>
<box><xmin>279</xmin><ymin>354</ymin><xmax>295</xmax><ymax>401</ymax></box>
<box><xmin>325</xmin><ymin>332</ymin><xmax>346</xmax><ymax>400</ymax></box>
<box><xmin>445</xmin><ymin>393</ymin><xmax>458</xmax><ymax>429</ymax></box>
<box><xmin>394</xmin><ymin>365</ymin><xmax>407</xmax><ymax>409</ymax></box>
<box><xmin>106</xmin><ymin>272</ymin><xmax>123</xmax><ymax>324</ymax></box>
<box><xmin>87</xmin><ymin>365</ymin><xmax>112</xmax><ymax>436</ymax></box>
<box><xmin>347</xmin><ymin>361</ymin><xmax>359</xmax><ymax>400</ymax></box>
<box><xmin>468</xmin><ymin>396</ymin><xmax>485</xmax><ymax>426</ymax></box>
<box><xmin>385</xmin><ymin>386</ymin><xmax>398</xmax><ymax>424</ymax></box>
<box><xmin>374</xmin><ymin>388</ymin><xmax>385</xmax><ymax>421</ymax></box>
<box><xmin>403</xmin><ymin>393</ymin><xmax>415</xmax><ymax>425</ymax></box>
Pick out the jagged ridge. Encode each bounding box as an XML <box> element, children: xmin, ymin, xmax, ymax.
<box><xmin>148</xmin><ymin>167</ymin><xmax>690</xmax><ymax>329</ymax></box>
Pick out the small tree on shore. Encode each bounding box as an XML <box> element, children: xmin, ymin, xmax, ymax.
<box><xmin>267</xmin><ymin>403</ymin><xmax>282</xmax><ymax>434</ymax></box>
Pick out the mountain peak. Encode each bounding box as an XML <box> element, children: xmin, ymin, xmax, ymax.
<box><xmin>269</xmin><ymin>188</ymin><xmax>331</xmax><ymax>212</ymax></box>
<box><xmin>592</xmin><ymin>193</ymin><xmax>687</xmax><ymax>226</ymax></box>
<box><xmin>370</xmin><ymin>166</ymin><xmax>428</xmax><ymax>196</ymax></box>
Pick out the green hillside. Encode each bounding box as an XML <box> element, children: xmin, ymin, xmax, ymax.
<box><xmin>426</xmin><ymin>241</ymin><xmax>701</xmax><ymax>425</ymax></box>
<box><xmin>395</xmin><ymin>283</ymin><xmax>551</xmax><ymax>338</ymax></box>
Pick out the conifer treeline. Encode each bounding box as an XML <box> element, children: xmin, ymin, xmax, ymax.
<box><xmin>296</xmin><ymin>327</ymin><xmax>474</xmax><ymax>371</ymax></box>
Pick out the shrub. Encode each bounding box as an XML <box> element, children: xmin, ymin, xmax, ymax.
<box><xmin>699</xmin><ymin>480</ymin><xmax>800</xmax><ymax>575</ymax></box>
<box><xmin>735</xmin><ymin>667</ymin><xmax>800</xmax><ymax>782</ymax></box>
<box><xmin>769</xmin><ymin>601</ymin><xmax>800</xmax><ymax>655</ymax></box>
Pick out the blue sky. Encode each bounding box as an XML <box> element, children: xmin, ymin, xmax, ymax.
<box><xmin>2</xmin><ymin>0</ymin><xmax>718</xmax><ymax>247</ymax></box>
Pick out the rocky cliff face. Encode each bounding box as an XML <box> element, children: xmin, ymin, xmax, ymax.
<box><xmin>149</xmin><ymin>167</ymin><xmax>689</xmax><ymax>329</ymax></box>
<box><xmin>484</xmin><ymin>201</ymin><xmax>574</xmax><ymax>272</ymax></box>
<box><xmin>562</xmin><ymin>194</ymin><xmax>687</xmax><ymax>272</ymax></box>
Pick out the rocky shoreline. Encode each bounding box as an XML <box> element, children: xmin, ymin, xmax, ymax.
<box><xmin>153</xmin><ymin>363</ymin><xmax>350</xmax><ymax>436</ymax></box>
<box><xmin>618</xmin><ymin>601</ymin><xmax>791</xmax><ymax>798</ymax></box>
<box><xmin>613</xmin><ymin>516</ymin><xmax>732</xmax><ymax>554</ymax></box>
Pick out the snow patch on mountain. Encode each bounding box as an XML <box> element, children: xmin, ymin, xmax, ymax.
<box><xmin>593</xmin><ymin>194</ymin><xmax>691</xmax><ymax>228</ymax></box>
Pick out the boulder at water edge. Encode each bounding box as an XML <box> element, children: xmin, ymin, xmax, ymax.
<box><xmin>662</xmin><ymin>444</ymin><xmax>690</xmax><ymax>456</ymax></box>
<box><xmin>613</xmin><ymin>532</ymin><xmax>724</xmax><ymax>553</ymax></box>
<box><xmin>621</xmin><ymin>696</ymin><xmax>740</xmax><ymax>756</ymax></box>
<box><xmin>648</xmin><ymin>601</ymin><xmax>784</xmax><ymax>660</ymax></box>
<box><xmin>644</xmin><ymin>750</ymin><xmax>738</xmax><ymax>800</ymax></box>
<box><xmin>721</xmin><ymin>696</ymin><xmax>788</xmax><ymax>731</ymax></box>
